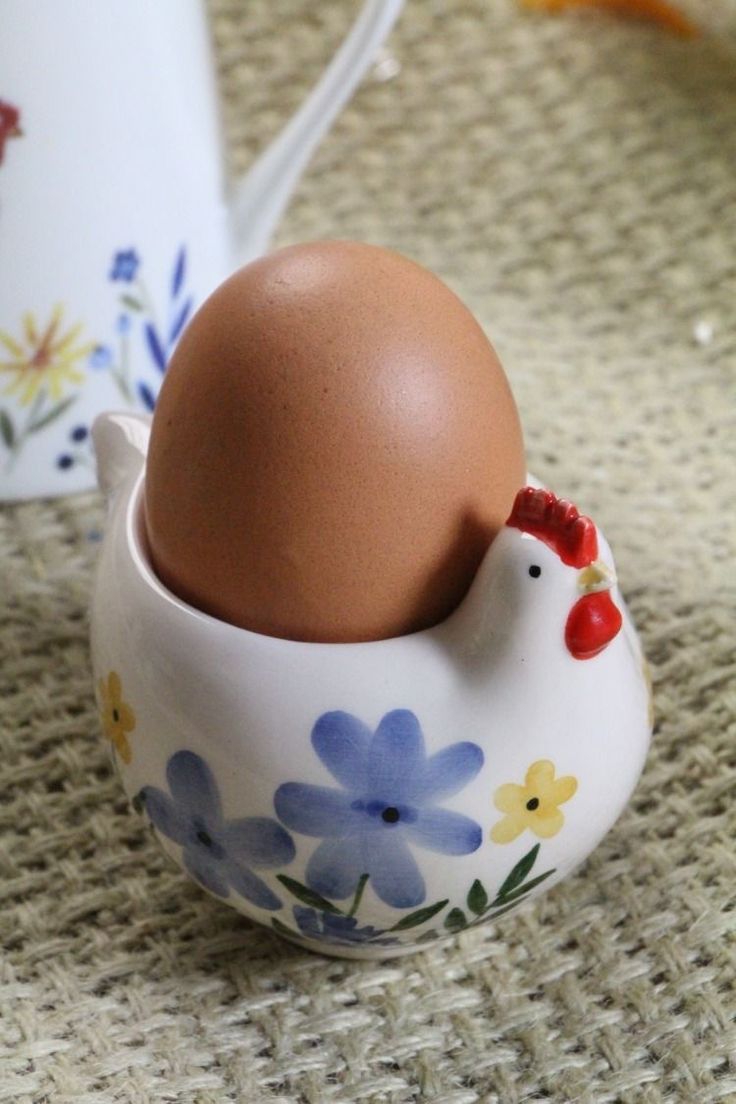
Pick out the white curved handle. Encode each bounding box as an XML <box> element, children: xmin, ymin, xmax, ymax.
<box><xmin>229</xmin><ymin>0</ymin><xmax>404</xmax><ymax>267</ymax></box>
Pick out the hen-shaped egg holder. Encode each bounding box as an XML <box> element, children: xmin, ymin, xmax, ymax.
<box><xmin>90</xmin><ymin>412</ymin><xmax>651</xmax><ymax>959</ymax></box>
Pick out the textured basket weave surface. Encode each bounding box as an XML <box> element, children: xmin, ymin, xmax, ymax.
<box><xmin>1</xmin><ymin>2</ymin><xmax>734</xmax><ymax>1101</ymax></box>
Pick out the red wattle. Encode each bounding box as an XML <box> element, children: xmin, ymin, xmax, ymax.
<box><xmin>565</xmin><ymin>592</ymin><xmax>622</xmax><ymax>660</ymax></box>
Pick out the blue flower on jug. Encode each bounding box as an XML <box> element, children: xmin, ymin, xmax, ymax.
<box><xmin>56</xmin><ymin>423</ymin><xmax>91</xmax><ymax>472</ymax></box>
<box><xmin>99</xmin><ymin>244</ymin><xmax>193</xmax><ymax>410</ymax></box>
<box><xmin>274</xmin><ymin>710</ymin><xmax>484</xmax><ymax>909</ymax></box>
<box><xmin>89</xmin><ymin>344</ymin><xmax>113</xmax><ymax>370</ymax></box>
<box><xmin>136</xmin><ymin>380</ymin><xmax>155</xmax><ymax>412</ymax></box>
<box><xmin>137</xmin><ymin>749</ymin><xmax>295</xmax><ymax>910</ymax></box>
<box><xmin>291</xmin><ymin>906</ymin><xmax>398</xmax><ymax>948</ymax></box>
<box><xmin>109</xmin><ymin>248</ymin><xmax>140</xmax><ymax>282</ymax></box>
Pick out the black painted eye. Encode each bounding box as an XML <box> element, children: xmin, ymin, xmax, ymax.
<box><xmin>528</xmin><ymin>565</ymin><xmax>542</xmax><ymax>578</ymax></box>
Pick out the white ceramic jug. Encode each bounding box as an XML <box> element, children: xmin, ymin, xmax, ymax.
<box><xmin>0</xmin><ymin>0</ymin><xmax>403</xmax><ymax>500</ymax></box>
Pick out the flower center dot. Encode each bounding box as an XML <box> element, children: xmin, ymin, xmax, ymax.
<box><xmin>112</xmin><ymin>709</ymin><xmax>120</xmax><ymax>723</ymax></box>
<box><xmin>196</xmin><ymin>829</ymin><xmax>213</xmax><ymax>848</ymax></box>
<box><xmin>381</xmin><ymin>806</ymin><xmax>400</xmax><ymax>824</ymax></box>
<box><xmin>526</xmin><ymin>797</ymin><xmax>540</xmax><ymax>811</ymax></box>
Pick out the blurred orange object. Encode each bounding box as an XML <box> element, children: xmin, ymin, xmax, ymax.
<box><xmin>521</xmin><ymin>0</ymin><xmax>699</xmax><ymax>37</ymax></box>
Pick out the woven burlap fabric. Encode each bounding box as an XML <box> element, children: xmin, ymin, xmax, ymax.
<box><xmin>1</xmin><ymin>1</ymin><xmax>734</xmax><ymax>1101</ymax></box>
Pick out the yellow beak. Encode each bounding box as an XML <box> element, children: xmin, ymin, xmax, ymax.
<box><xmin>577</xmin><ymin>560</ymin><xmax>616</xmax><ymax>594</ymax></box>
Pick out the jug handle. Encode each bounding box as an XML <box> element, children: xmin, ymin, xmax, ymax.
<box><xmin>92</xmin><ymin>411</ymin><xmax>151</xmax><ymax>500</ymax></box>
<box><xmin>229</xmin><ymin>0</ymin><xmax>404</xmax><ymax>267</ymax></box>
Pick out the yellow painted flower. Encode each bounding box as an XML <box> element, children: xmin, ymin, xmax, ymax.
<box><xmin>98</xmin><ymin>671</ymin><xmax>136</xmax><ymax>764</ymax></box>
<box><xmin>491</xmin><ymin>760</ymin><xmax>578</xmax><ymax>844</ymax></box>
<box><xmin>0</xmin><ymin>305</ymin><xmax>94</xmax><ymax>406</ymax></box>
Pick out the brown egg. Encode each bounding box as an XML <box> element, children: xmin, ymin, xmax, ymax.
<box><xmin>144</xmin><ymin>241</ymin><xmax>525</xmax><ymax>643</ymax></box>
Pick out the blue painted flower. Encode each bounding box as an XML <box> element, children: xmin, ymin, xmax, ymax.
<box><xmin>274</xmin><ymin>710</ymin><xmax>484</xmax><ymax>909</ymax></box>
<box><xmin>292</xmin><ymin>906</ymin><xmax>398</xmax><ymax>947</ymax></box>
<box><xmin>109</xmin><ymin>249</ymin><xmax>140</xmax><ymax>282</ymax></box>
<box><xmin>139</xmin><ymin>750</ymin><xmax>295</xmax><ymax>910</ymax></box>
<box><xmin>116</xmin><ymin>313</ymin><xmax>132</xmax><ymax>335</ymax></box>
<box><xmin>89</xmin><ymin>344</ymin><xmax>112</xmax><ymax>370</ymax></box>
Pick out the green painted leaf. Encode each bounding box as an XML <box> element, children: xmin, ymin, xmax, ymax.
<box><xmin>131</xmin><ymin>790</ymin><xmax>146</xmax><ymax>816</ymax></box>
<box><xmin>27</xmin><ymin>395</ymin><xmax>77</xmax><ymax>434</ymax></box>
<box><xmin>347</xmin><ymin>873</ymin><xmax>369</xmax><ymax>918</ymax></box>
<box><xmin>112</xmin><ymin>371</ymin><xmax>133</xmax><ymax>403</ymax></box>
<box><xmin>487</xmin><ymin>899</ymin><xmax>523</xmax><ymax>920</ymax></box>
<box><xmin>444</xmin><ymin>908</ymin><xmax>468</xmax><ymax>933</ymax></box>
<box><xmin>0</xmin><ymin>409</ymin><xmax>14</xmax><ymax>449</ymax></box>
<box><xmin>26</xmin><ymin>390</ymin><xmax>44</xmax><ymax>422</ymax></box>
<box><xmin>496</xmin><ymin>843</ymin><xmax>540</xmax><ymax>899</ymax></box>
<box><xmin>494</xmin><ymin>868</ymin><xmax>555</xmax><ymax>907</ymax></box>
<box><xmin>271</xmin><ymin>916</ymin><xmax>299</xmax><ymax>938</ymax></box>
<box><xmin>276</xmin><ymin>874</ymin><xmax>343</xmax><ymax>915</ymax></box>
<box><xmin>416</xmin><ymin>929</ymin><xmax>440</xmax><ymax>943</ymax></box>
<box><xmin>120</xmin><ymin>294</ymin><xmax>143</xmax><ymax>311</ymax></box>
<box><xmin>389</xmin><ymin>898</ymin><xmax>449</xmax><ymax>931</ymax></box>
<box><xmin>467</xmin><ymin>879</ymin><xmax>488</xmax><ymax>915</ymax></box>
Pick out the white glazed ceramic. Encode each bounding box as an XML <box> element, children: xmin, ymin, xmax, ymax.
<box><xmin>89</xmin><ymin>412</ymin><xmax>652</xmax><ymax>959</ymax></box>
<box><xmin>0</xmin><ymin>0</ymin><xmax>403</xmax><ymax>501</ymax></box>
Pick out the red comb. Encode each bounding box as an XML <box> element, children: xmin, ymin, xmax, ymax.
<box><xmin>507</xmin><ymin>486</ymin><xmax>598</xmax><ymax>568</ymax></box>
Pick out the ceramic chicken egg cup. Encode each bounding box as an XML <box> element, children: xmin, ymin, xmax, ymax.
<box><xmin>90</xmin><ymin>412</ymin><xmax>652</xmax><ymax>959</ymax></box>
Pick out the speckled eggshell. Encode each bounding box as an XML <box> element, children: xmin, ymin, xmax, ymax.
<box><xmin>144</xmin><ymin>241</ymin><xmax>526</xmax><ymax>642</ymax></box>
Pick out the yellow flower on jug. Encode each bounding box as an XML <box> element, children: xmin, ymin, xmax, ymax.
<box><xmin>0</xmin><ymin>304</ymin><xmax>93</xmax><ymax>406</ymax></box>
<box><xmin>491</xmin><ymin>760</ymin><xmax>578</xmax><ymax>843</ymax></box>
<box><xmin>98</xmin><ymin>671</ymin><xmax>136</xmax><ymax>764</ymax></box>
